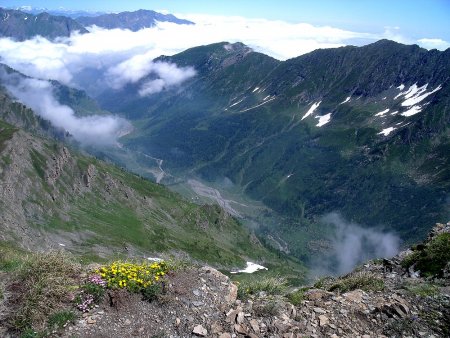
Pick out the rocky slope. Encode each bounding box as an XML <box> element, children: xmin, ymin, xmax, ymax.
<box><xmin>29</xmin><ymin>221</ymin><xmax>446</xmax><ymax>338</ymax></box>
<box><xmin>0</xmin><ymin>8</ymin><xmax>88</xmax><ymax>41</ymax></box>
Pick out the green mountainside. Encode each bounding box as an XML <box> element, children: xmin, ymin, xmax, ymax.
<box><xmin>0</xmin><ymin>86</ymin><xmax>302</xmax><ymax>276</ymax></box>
<box><xmin>97</xmin><ymin>41</ymin><xmax>449</xmax><ymax>257</ymax></box>
<box><xmin>0</xmin><ymin>8</ymin><xmax>88</xmax><ymax>41</ymax></box>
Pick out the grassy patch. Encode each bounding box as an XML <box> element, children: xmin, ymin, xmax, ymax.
<box><xmin>402</xmin><ymin>233</ymin><xmax>450</xmax><ymax>277</ymax></box>
<box><xmin>286</xmin><ymin>287</ymin><xmax>310</xmax><ymax>306</ymax></box>
<box><xmin>324</xmin><ymin>271</ymin><xmax>384</xmax><ymax>293</ymax></box>
<box><xmin>237</xmin><ymin>275</ymin><xmax>288</xmax><ymax>300</ymax></box>
<box><xmin>402</xmin><ymin>281</ymin><xmax>440</xmax><ymax>297</ymax></box>
<box><xmin>0</xmin><ymin>119</ymin><xmax>17</xmax><ymax>152</ymax></box>
<box><xmin>0</xmin><ymin>241</ymin><xmax>26</xmax><ymax>272</ymax></box>
<box><xmin>47</xmin><ymin>310</ymin><xmax>76</xmax><ymax>330</ymax></box>
<box><xmin>5</xmin><ymin>252</ymin><xmax>80</xmax><ymax>333</ymax></box>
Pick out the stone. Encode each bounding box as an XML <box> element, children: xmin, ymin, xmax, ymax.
<box><xmin>343</xmin><ymin>290</ymin><xmax>364</xmax><ymax>303</ymax></box>
<box><xmin>193</xmin><ymin>324</ymin><xmax>208</xmax><ymax>336</ymax></box>
<box><xmin>304</xmin><ymin>289</ymin><xmax>333</xmax><ymax>301</ymax></box>
<box><xmin>175</xmin><ymin>318</ymin><xmax>181</xmax><ymax>327</ymax></box>
<box><xmin>249</xmin><ymin>319</ymin><xmax>260</xmax><ymax>333</ymax></box>
<box><xmin>234</xmin><ymin>324</ymin><xmax>247</xmax><ymax>334</ymax></box>
<box><xmin>236</xmin><ymin>312</ymin><xmax>245</xmax><ymax>324</ymax></box>
<box><xmin>219</xmin><ymin>334</ymin><xmax>231</xmax><ymax>338</ymax></box>
<box><xmin>226</xmin><ymin>283</ymin><xmax>238</xmax><ymax>304</ymax></box>
<box><xmin>313</xmin><ymin>307</ymin><xmax>327</xmax><ymax>314</ymax></box>
<box><xmin>211</xmin><ymin>322</ymin><xmax>223</xmax><ymax>334</ymax></box>
<box><xmin>226</xmin><ymin>309</ymin><xmax>239</xmax><ymax>323</ymax></box>
<box><xmin>318</xmin><ymin>315</ymin><xmax>329</xmax><ymax>326</ymax></box>
<box><xmin>86</xmin><ymin>317</ymin><xmax>96</xmax><ymax>325</ymax></box>
<box><xmin>124</xmin><ymin>319</ymin><xmax>132</xmax><ymax>325</ymax></box>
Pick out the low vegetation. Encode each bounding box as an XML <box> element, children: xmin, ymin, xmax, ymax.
<box><xmin>401</xmin><ymin>233</ymin><xmax>450</xmax><ymax>277</ymax></box>
<box><xmin>236</xmin><ymin>275</ymin><xmax>288</xmax><ymax>300</ymax></box>
<box><xmin>3</xmin><ymin>252</ymin><xmax>79</xmax><ymax>335</ymax></box>
<box><xmin>311</xmin><ymin>271</ymin><xmax>385</xmax><ymax>293</ymax></box>
<box><xmin>0</xmin><ymin>251</ymin><xmax>172</xmax><ymax>337</ymax></box>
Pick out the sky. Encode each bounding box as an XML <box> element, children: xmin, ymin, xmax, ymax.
<box><xmin>2</xmin><ymin>0</ymin><xmax>450</xmax><ymax>45</ymax></box>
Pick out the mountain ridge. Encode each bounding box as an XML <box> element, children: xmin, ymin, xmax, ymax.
<box><xmin>76</xmin><ymin>9</ymin><xmax>194</xmax><ymax>31</ymax></box>
<box><xmin>0</xmin><ymin>7</ymin><xmax>88</xmax><ymax>41</ymax></box>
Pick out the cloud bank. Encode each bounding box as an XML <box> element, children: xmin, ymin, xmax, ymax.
<box><xmin>0</xmin><ymin>70</ymin><xmax>130</xmax><ymax>145</ymax></box>
<box><xmin>0</xmin><ymin>14</ymin><xmax>447</xmax><ymax>98</ymax></box>
<box><xmin>311</xmin><ymin>213</ymin><xmax>400</xmax><ymax>276</ymax></box>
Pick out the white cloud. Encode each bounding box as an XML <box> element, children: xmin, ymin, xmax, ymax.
<box><xmin>0</xmin><ymin>14</ymin><xmax>447</xmax><ymax>98</ymax></box>
<box><xmin>138</xmin><ymin>62</ymin><xmax>196</xmax><ymax>96</ymax></box>
<box><xmin>0</xmin><ymin>70</ymin><xmax>130</xmax><ymax>145</ymax></box>
<box><xmin>418</xmin><ymin>38</ymin><xmax>450</xmax><ymax>50</ymax></box>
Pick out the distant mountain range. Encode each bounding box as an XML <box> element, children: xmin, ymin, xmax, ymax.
<box><xmin>75</xmin><ymin>9</ymin><xmax>194</xmax><ymax>31</ymax></box>
<box><xmin>0</xmin><ymin>8</ymin><xmax>88</xmax><ymax>40</ymax></box>
<box><xmin>0</xmin><ymin>7</ymin><xmax>193</xmax><ymax>40</ymax></box>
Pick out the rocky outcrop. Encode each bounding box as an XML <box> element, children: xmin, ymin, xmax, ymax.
<box><xmin>59</xmin><ymin>223</ymin><xmax>450</xmax><ymax>337</ymax></box>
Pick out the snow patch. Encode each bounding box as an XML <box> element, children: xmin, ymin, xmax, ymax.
<box><xmin>375</xmin><ymin>108</ymin><xmax>389</xmax><ymax>117</ymax></box>
<box><xmin>378</xmin><ymin>127</ymin><xmax>396</xmax><ymax>136</ymax></box>
<box><xmin>390</xmin><ymin>111</ymin><xmax>399</xmax><ymax>115</ymax></box>
<box><xmin>396</xmin><ymin>84</ymin><xmax>405</xmax><ymax>91</ymax></box>
<box><xmin>382</xmin><ymin>97</ymin><xmax>387</xmax><ymax>100</ymax></box>
<box><xmin>301</xmin><ymin>101</ymin><xmax>321</xmax><ymax>120</ymax></box>
<box><xmin>237</xmin><ymin>96</ymin><xmax>276</xmax><ymax>113</ymax></box>
<box><xmin>229</xmin><ymin>98</ymin><xmax>244</xmax><ymax>108</ymax></box>
<box><xmin>340</xmin><ymin>96</ymin><xmax>351</xmax><ymax>104</ymax></box>
<box><xmin>263</xmin><ymin>95</ymin><xmax>271</xmax><ymax>101</ymax></box>
<box><xmin>315</xmin><ymin>113</ymin><xmax>331</xmax><ymax>127</ymax></box>
<box><xmin>401</xmin><ymin>105</ymin><xmax>422</xmax><ymax>117</ymax></box>
<box><xmin>401</xmin><ymin>84</ymin><xmax>442</xmax><ymax>107</ymax></box>
<box><xmin>231</xmin><ymin>262</ymin><xmax>268</xmax><ymax>274</ymax></box>
<box><xmin>58</xmin><ymin>243</ymin><xmax>66</xmax><ymax>247</ymax></box>
<box><xmin>147</xmin><ymin>257</ymin><xmax>163</xmax><ymax>262</ymax></box>
<box><xmin>252</xmin><ymin>87</ymin><xmax>259</xmax><ymax>93</ymax></box>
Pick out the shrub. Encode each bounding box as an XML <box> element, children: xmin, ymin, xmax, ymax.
<box><xmin>237</xmin><ymin>276</ymin><xmax>288</xmax><ymax>300</ymax></box>
<box><xmin>402</xmin><ymin>281</ymin><xmax>440</xmax><ymax>297</ymax></box>
<box><xmin>286</xmin><ymin>287</ymin><xmax>309</xmax><ymax>306</ymax></box>
<box><xmin>47</xmin><ymin>310</ymin><xmax>76</xmax><ymax>330</ymax></box>
<box><xmin>96</xmin><ymin>260</ymin><xmax>168</xmax><ymax>291</ymax></box>
<box><xmin>327</xmin><ymin>271</ymin><xmax>384</xmax><ymax>293</ymax></box>
<box><xmin>7</xmin><ymin>252</ymin><xmax>79</xmax><ymax>333</ymax></box>
<box><xmin>402</xmin><ymin>233</ymin><xmax>450</xmax><ymax>277</ymax></box>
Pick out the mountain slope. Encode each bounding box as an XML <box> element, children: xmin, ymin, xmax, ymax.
<box><xmin>76</xmin><ymin>9</ymin><xmax>193</xmax><ymax>31</ymax></box>
<box><xmin>0</xmin><ymin>116</ymin><xmax>306</xmax><ymax>274</ymax></box>
<box><xmin>98</xmin><ymin>41</ymin><xmax>449</xmax><ymax>254</ymax></box>
<box><xmin>0</xmin><ymin>8</ymin><xmax>88</xmax><ymax>41</ymax></box>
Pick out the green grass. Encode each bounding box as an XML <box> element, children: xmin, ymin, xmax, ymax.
<box><xmin>236</xmin><ymin>275</ymin><xmax>289</xmax><ymax>300</ymax></box>
<box><xmin>47</xmin><ymin>310</ymin><xmax>76</xmax><ymax>330</ymax></box>
<box><xmin>6</xmin><ymin>252</ymin><xmax>80</xmax><ymax>333</ymax></box>
<box><xmin>402</xmin><ymin>281</ymin><xmax>440</xmax><ymax>297</ymax></box>
<box><xmin>402</xmin><ymin>233</ymin><xmax>450</xmax><ymax>277</ymax></box>
<box><xmin>319</xmin><ymin>271</ymin><xmax>385</xmax><ymax>293</ymax></box>
<box><xmin>0</xmin><ymin>119</ymin><xmax>17</xmax><ymax>152</ymax></box>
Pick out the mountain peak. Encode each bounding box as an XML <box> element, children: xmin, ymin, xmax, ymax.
<box><xmin>76</xmin><ymin>9</ymin><xmax>193</xmax><ymax>31</ymax></box>
<box><xmin>0</xmin><ymin>7</ymin><xmax>88</xmax><ymax>41</ymax></box>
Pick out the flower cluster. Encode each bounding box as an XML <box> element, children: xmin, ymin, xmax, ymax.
<box><xmin>95</xmin><ymin>261</ymin><xmax>168</xmax><ymax>293</ymax></box>
<box><xmin>76</xmin><ymin>294</ymin><xmax>94</xmax><ymax>312</ymax></box>
<box><xmin>88</xmin><ymin>274</ymin><xmax>107</xmax><ymax>287</ymax></box>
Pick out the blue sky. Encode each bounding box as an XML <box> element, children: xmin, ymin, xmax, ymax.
<box><xmin>2</xmin><ymin>0</ymin><xmax>450</xmax><ymax>43</ymax></box>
